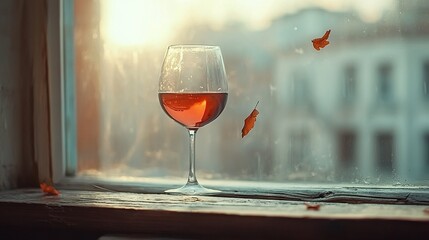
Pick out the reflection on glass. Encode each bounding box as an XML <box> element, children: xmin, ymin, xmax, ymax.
<box><xmin>73</xmin><ymin>0</ymin><xmax>429</xmax><ymax>186</ymax></box>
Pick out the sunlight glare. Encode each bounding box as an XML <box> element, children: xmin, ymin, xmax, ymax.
<box><xmin>101</xmin><ymin>0</ymin><xmax>393</xmax><ymax>45</ymax></box>
<box><xmin>103</xmin><ymin>0</ymin><xmax>175</xmax><ymax>46</ymax></box>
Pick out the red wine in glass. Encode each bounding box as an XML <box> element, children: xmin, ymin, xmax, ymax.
<box><xmin>159</xmin><ymin>92</ymin><xmax>228</xmax><ymax>129</ymax></box>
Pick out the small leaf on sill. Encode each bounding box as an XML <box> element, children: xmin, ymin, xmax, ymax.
<box><xmin>40</xmin><ymin>182</ymin><xmax>60</xmax><ymax>196</ymax></box>
<box><xmin>305</xmin><ymin>203</ymin><xmax>321</xmax><ymax>211</ymax></box>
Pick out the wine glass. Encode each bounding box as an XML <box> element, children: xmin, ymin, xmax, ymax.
<box><xmin>158</xmin><ymin>45</ymin><xmax>228</xmax><ymax>195</ymax></box>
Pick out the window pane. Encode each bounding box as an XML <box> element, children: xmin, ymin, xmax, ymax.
<box><xmin>70</xmin><ymin>0</ymin><xmax>429</xmax><ymax>185</ymax></box>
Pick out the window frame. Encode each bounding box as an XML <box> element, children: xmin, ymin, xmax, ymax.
<box><xmin>49</xmin><ymin>0</ymin><xmax>429</xmax><ymax>206</ymax></box>
<box><xmin>48</xmin><ymin>0</ymin><xmax>66</xmax><ymax>183</ymax></box>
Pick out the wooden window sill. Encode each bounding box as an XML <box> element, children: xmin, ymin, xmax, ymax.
<box><xmin>0</xmin><ymin>189</ymin><xmax>428</xmax><ymax>239</ymax></box>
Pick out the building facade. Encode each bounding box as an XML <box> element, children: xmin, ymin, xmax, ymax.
<box><xmin>272</xmin><ymin>2</ymin><xmax>429</xmax><ymax>183</ymax></box>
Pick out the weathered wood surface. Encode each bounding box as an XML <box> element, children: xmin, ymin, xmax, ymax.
<box><xmin>0</xmin><ymin>189</ymin><xmax>428</xmax><ymax>239</ymax></box>
<box><xmin>59</xmin><ymin>177</ymin><xmax>429</xmax><ymax>205</ymax></box>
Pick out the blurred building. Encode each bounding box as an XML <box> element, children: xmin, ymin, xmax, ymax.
<box><xmin>272</xmin><ymin>1</ymin><xmax>429</xmax><ymax>183</ymax></box>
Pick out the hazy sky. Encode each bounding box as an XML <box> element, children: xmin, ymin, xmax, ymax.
<box><xmin>102</xmin><ymin>0</ymin><xmax>394</xmax><ymax>45</ymax></box>
<box><xmin>177</xmin><ymin>0</ymin><xmax>394</xmax><ymax>29</ymax></box>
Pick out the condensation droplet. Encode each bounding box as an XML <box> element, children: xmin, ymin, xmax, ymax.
<box><xmin>294</xmin><ymin>48</ymin><xmax>304</xmax><ymax>54</ymax></box>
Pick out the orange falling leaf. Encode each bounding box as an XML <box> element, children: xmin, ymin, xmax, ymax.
<box><xmin>40</xmin><ymin>182</ymin><xmax>60</xmax><ymax>196</ymax></box>
<box><xmin>305</xmin><ymin>203</ymin><xmax>321</xmax><ymax>211</ymax></box>
<box><xmin>312</xmin><ymin>29</ymin><xmax>331</xmax><ymax>51</ymax></box>
<box><xmin>241</xmin><ymin>101</ymin><xmax>259</xmax><ymax>138</ymax></box>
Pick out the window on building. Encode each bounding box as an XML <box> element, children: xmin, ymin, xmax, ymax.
<box><xmin>288</xmin><ymin>131</ymin><xmax>310</xmax><ymax>175</ymax></box>
<box><xmin>375</xmin><ymin>132</ymin><xmax>394</xmax><ymax>173</ymax></box>
<box><xmin>377</xmin><ymin>64</ymin><xmax>393</xmax><ymax>104</ymax></box>
<box><xmin>424</xmin><ymin>133</ymin><xmax>429</xmax><ymax>170</ymax></box>
<box><xmin>423</xmin><ymin>61</ymin><xmax>429</xmax><ymax>100</ymax></box>
<box><xmin>337</xmin><ymin>130</ymin><xmax>356</xmax><ymax>170</ymax></box>
<box><xmin>63</xmin><ymin>0</ymin><xmax>429</xmax><ymax>188</ymax></box>
<box><xmin>291</xmin><ymin>73</ymin><xmax>310</xmax><ymax>108</ymax></box>
<box><xmin>342</xmin><ymin>65</ymin><xmax>357</xmax><ymax>104</ymax></box>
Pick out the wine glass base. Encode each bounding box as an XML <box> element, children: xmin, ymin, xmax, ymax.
<box><xmin>165</xmin><ymin>182</ymin><xmax>220</xmax><ymax>195</ymax></box>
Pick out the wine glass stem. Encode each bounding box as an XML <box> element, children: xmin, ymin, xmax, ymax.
<box><xmin>187</xmin><ymin>129</ymin><xmax>199</xmax><ymax>185</ymax></box>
